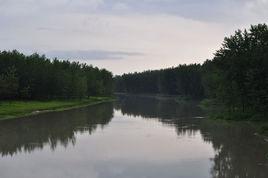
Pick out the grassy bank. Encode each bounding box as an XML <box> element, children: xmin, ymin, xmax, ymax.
<box><xmin>0</xmin><ymin>97</ymin><xmax>115</xmax><ymax>121</ymax></box>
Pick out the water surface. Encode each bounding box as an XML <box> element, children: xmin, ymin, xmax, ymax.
<box><xmin>0</xmin><ymin>95</ymin><xmax>267</xmax><ymax>178</ymax></box>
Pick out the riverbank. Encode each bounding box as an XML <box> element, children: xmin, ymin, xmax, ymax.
<box><xmin>0</xmin><ymin>97</ymin><xmax>115</xmax><ymax>121</ymax></box>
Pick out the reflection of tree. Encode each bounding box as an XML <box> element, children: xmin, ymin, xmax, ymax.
<box><xmin>116</xmin><ymin>95</ymin><xmax>268</xmax><ymax>178</ymax></box>
<box><xmin>115</xmin><ymin>95</ymin><xmax>204</xmax><ymax>137</ymax></box>
<box><xmin>0</xmin><ymin>103</ymin><xmax>113</xmax><ymax>156</ymax></box>
<box><xmin>200</xmin><ymin>120</ymin><xmax>268</xmax><ymax>178</ymax></box>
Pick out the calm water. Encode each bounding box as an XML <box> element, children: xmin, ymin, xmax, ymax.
<box><xmin>0</xmin><ymin>95</ymin><xmax>267</xmax><ymax>178</ymax></box>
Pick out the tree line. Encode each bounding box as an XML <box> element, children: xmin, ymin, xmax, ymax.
<box><xmin>115</xmin><ymin>64</ymin><xmax>204</xmax><ymax>99</ymax></box>
<box><xmin>0</xmin><ymin>50</ymin><xmax>113</xmax><ymax>100</ymax></box>
<box><xmin>115</xmin><ymin>24</ymin><xmax>268</xmax><ymax>118</ymax></box>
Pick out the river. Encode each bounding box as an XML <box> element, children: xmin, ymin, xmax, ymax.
<box><xmin>0</xmin><ymin>95</ymin><xmax>267</xmax><ymax>178</ymax></box>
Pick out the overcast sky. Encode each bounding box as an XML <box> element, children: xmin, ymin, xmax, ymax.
<box><xmin>0</xmin><ymin>0</ymin><xmax>267</xmax><ymax>74</ymax></box>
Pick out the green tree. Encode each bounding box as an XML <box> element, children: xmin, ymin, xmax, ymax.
<box><xmin>0</xmin><ymin>66</ymin><xmax>19</xmax><ymax>99</ymax></box>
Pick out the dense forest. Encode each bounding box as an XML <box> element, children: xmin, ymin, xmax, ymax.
<box><xmin>0</xmin><ymin>51</ymin><xmax>113</xmax><ymax>100</ymax></box>
<box><xmin>0</xmin><ymin>24</ymin><xmax>267</xmax><ymax>119</ymax></box>
<box><xmin>115</xmin><ymin>64</ymin><xmax>204</xmax><ymax>99</ymax></box>
<box><xmin>203</xmin><ymin>24</ymin><xmax>268</xmax><ymax>117</ymax></box>
<box><xmin>115</xmin><ymin>24</ymin><xmax>268</xmax><ymax>119</ymax></box>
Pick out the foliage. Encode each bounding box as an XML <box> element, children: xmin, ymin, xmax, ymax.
<box><xmin>0</xmin><ymin>51</ymin><xmax>113</xmax><ymax>100</ymax></box>
<box><xmin>203</xmin><ymin>24</ymin><xmax>268</xmax><ymax>117</ymax></box>
<box><xmin>0</xmin><ymin>66</ymin><xmax>19</xmax><ymax>99</ymax></box>
<box><xmin>115</xmin><ymin>64</ymin><xmax>204</xmax><ymax>99</ymax></box>
<box><xmin>115</xmin><ymin>24</ymin><xmax>268</xmax><ymax>120</ymax></box>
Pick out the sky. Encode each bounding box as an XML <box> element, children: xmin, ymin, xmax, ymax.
<box><xmin>0</xmin><ymin>0</ymin><xmax>267</xmax><ymax>74</ymax></box>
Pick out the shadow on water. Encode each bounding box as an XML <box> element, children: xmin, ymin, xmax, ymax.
<box><xmin>115</xmin><ymin>95</ymin><xmax>268</xmax><ymax>178</ymax></box>
<box><xmin>0</xmin><ymin>103</ymin><xmax>114</xmax><ymax>156</ymax></box>
<box><xmin>201</xmin><ymin>119</ymin><xmax>268</xmax><ymax>178</ymax></box>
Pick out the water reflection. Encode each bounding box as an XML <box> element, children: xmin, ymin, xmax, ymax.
<box><xmin>0</xmin><ymin>103</ymin><xmax>113</xmax><ymax>156</ymax></box>
<box><xmin>201</xmin><ymin>120</ymin><xmax>268</xmax><ymax>178</ymax></box>
<box><xmin>0</xmin><ymin>96</ymin><xmax>267</xmax><ymax>178</ymax></box>
<box><xmin>115</xmin><ymin>95</ymin><xmax>203</xmax><ymax>137</ymax></box>
<box><xmin>116</xmin><ymin>95</ymin><xmax>268</xmax><ymax>178</ymax></box>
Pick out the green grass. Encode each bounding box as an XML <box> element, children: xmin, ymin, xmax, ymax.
<box><xmin>0</xmin><ymin>97</ymin><xmax>114</xmax><ymax>121</ymax></box>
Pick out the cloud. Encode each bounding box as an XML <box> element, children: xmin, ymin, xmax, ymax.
<box><xmin>0</xmin><ymin>0</ymin><xmax>267</xmax><ymax>74</ymax></box>
<box><xmin>46</xmin><ymin>50</ymin><xmax>143</xmax><ymax>60</ymax></box>
<box><xmin>0</xmin><ymin>10</ymin><xmax>264</xmax><ymax>74</ymax></box>
<box><xmin>1</xmin><ymin>0</ymin><xmax>267</xmax><ymax>23</ymax></box>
